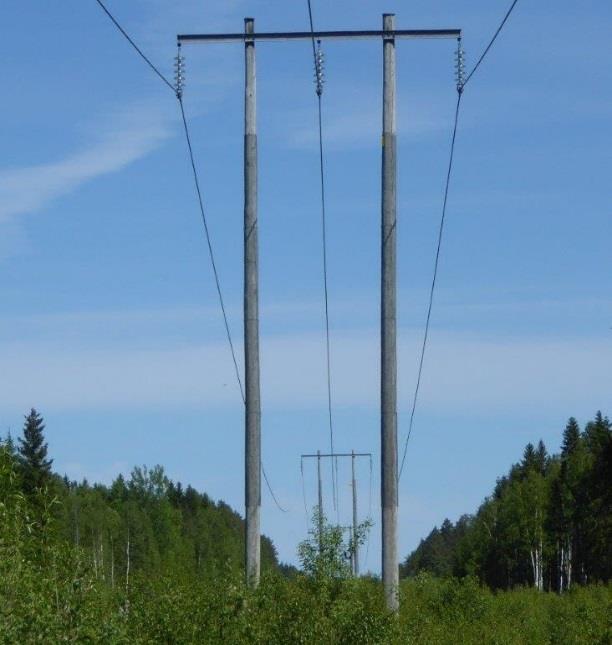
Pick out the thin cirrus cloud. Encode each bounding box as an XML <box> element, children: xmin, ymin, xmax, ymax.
<box><xmin>282</xmin><ymin>88</ymin><xmax>451</xmax><ymax>151</ymax></box>
<box><xmin>0</xmin><ymin>329</ymin><xmax>608</xmax><ymax>415</ymax></box>
<box><xmin>0</xmin><ymin>101</ymin><xmax>172</xmax><ymax>222</ymax></box>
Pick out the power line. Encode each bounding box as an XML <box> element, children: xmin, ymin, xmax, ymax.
<box><xmin>179</xmin><ymin>83</ymin><xmax>288</xmax><ymax>515</ymax></box>
<box><xmin>462</xmin><ymin>0</ymin><xmax>520</xmax><ymax>88</ymax></box>
<box><xmin>178</xmin><ymin>98</ymin><xmax>246</xmax><ymax>404</ymax></box>
<box><xmin>399</xmin><ymin>0</ymin><xmax>521</xmax><ymax>478</ymax></box>
<box><xmin>94</xmin><ymin>0</ymin><xmax>175</xmax><ymax>93</ymax></box>
<box><xmin>262</xmin><ymin>463</ymin><xmax>288</xmax><ymax>514</ymax></box>
<box><xmin>306</xmin><ymin>0</ymin><xmax>317</xmax><ymax>59</ymax></box>
<box><xmin>306</xmin><ymin>0</ymin><xmax>339</xmax><ymax>518</ymax></box>
<box><xmin>399</xmin><ymin>91</ymin><xmax>462</xmax><ymax>480</ymax></box>
<box><xmin>93</xmin><ymin>0</ymin><xmax>286</xmax><ymax>513</ymax></box>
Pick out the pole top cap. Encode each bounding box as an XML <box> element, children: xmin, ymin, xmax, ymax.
<box><xmin>383</xmin><ymin>13</ymin><xmax>395</xmax><ymax>31</ymax></box>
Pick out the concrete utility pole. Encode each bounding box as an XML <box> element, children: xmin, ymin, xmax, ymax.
<box><xmin>351</xmin><ymin>450</ymin><xmax>359</xmax><ymax>576</ymax></box>
<box><xmin>302</xmin><ymin>451</ymin><xmax>371</xmax><ymax>565</ymax></box>
<box><xmin>317</xmin><ymin>449</ymin><xmax>324</xmax><ymax>552</ymax></box>
<box><xmin>381</xmin><ymin>12</ymin><xmax>399</xmax><ymax>612</ymax></box>
<box><xmin>244</xmin><ymin>17</ymin><xmax>261</xmax><ymax>588</ymax></box>
<box><xmin>178</xmin><ymin>16</ymin><xmax>461</xmax><ymax>607</ymax></box>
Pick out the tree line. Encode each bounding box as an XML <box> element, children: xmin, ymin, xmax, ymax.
<box><xmin>2</xmin><ymin>408</ymin><xmax>280</xmax><ymax>591</ymax></box>
<box><xmin>400</xmin><ymin>412</ymin><xmax>611</xmax><ymax>592</ymax></box>
<box><xmin>4</xmin><ymin>407</ymin><xmax>610</xmax><ymax>595</ymax></box>
<box><xmin>1</xmin><ymin>408</ymin><xmax>610</xmax><ymax>641</ymax></box>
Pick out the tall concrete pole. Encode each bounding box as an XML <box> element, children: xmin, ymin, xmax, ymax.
<box><xmin>317</xmin><ymin>449</ymin><xmax>323</xmax><ymax>552</ymax></box>
<box><xmin>381</xmin><ymin>12</ymin><xmax>399</xmax><ymax>612</ymax></box>
<box><xmin>352</xmin><ymin>450</ymin><xmax>359</xmax><ymax>576</ymax></box>
<box><xmin>244</xmin><ymin>17</ymin><xmax>260</xmax><ymax>588</ymax></box>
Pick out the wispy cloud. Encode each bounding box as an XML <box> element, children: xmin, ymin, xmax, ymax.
<box><xmin>0</xmin><ymin>101</ymin><xmax>172</xmax><ymax>221</ymax></box>
<box><xmin>0</xmin><ymin>2</ymin><xmax>251</xmax><ymax>225</ymax></box>
<box><xmin>1</xmin><ymin>329</ymin><xmax>608</xmax><ymax>414</ymax></box>
<box><xmin>281</xmin><ymin>87</ymin><xmax>451</xmax><ymax>151</ymax></box>
<box><xmin>4</xmin><ymin>294</ymin><xmax>607</xmax><ymax>345</ymax></box>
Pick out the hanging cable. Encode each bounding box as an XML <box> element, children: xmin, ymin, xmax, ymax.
<box><xmin>94</xmin><ymin>0</ymin><xmax>175</xmax><ymax>92</ymax></box>
<box><xmin>306</xmin><ymin>0</ymin><xmax>339</xmax><ymax>519</ymax></box>
<box><xmin>262</xmin><ymin>464</ymin><xmax>288</xmax><ymax>514</ymax></box>
<box><xmin>400</xmin><ymin>0</ymin><xmax>521</xmax><ymax>478</ymax></box>
<box><xmin>177</xmin><ymin>96</ymin><xmax>245</xmax><ymax>404</ymax></box>
<box><xmin>462</xmin><ymin>0</ymin><xmax>520</xmax><ymax>89</ymax></box>
<box><xmin>399</xmin><ymin>43</ymin><xmax>463</xmax><ymax>481</ymax></box>
<box><xmin>93</xmin><ymin>0</ymin><xmax>286</xmax><ymax>513</ymax></box>
<box><xmin>399</xmin><ymin>92</ymin><xmax>462</xmax><ymax>480</ymax></box>
<box><xmin>177</xmin><ymin>61</ymin><xmax>287</xmax><ymax>513</ymax></box>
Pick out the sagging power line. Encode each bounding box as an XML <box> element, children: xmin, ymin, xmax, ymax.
<box><xmin>177</xmin><ymin>15</ymin><xmax>461</xmax><ymax>610</ymax></box>
<box><xmin>92</xmin><ymin>2</ymin><xmax>287</xmax><ymax>518</ymax></box>
<box><xmin>94</xmin><ymin>0</ymin><xmax>522</xmax><ymax>612</ymax></box>
<box><xmin>305</xmin><ymin>0</ymin><xmax>339</xmax><ymax>520</ymax></box>
<box><xmin>398</xmin><ymin>0</ymin><xmax>522</xmax><ymax>477</ymax></box>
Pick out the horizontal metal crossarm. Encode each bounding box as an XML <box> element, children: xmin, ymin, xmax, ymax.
<box><xmin>301</xmin><ymin>452</ymin><xmax>372</xmax><ymax>459</ymax></box>
<box><xmin>178</xmin><ymin>28</ymin><xmax>461</xmax><ymax>45</ymax></box>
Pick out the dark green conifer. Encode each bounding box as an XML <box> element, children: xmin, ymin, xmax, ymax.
<box><xmin>521</xmin><ymin>443</ymin><xmax>537</xmax><ymax>473</ymax></box>
<box><xmin>584</xmin><ymin>411</ymin><xmax>611</xmax><ymax>455</ymax></box>
<box><xmin>18</xmin><ymin>408</ymin><xmax>53</xmax><ymax>493</ymax></box>
<box><xmin>535</xmin><ymin>440</ymin><xmax>548</xmax><ymax>474</ymax></box>
<box><xmin>561</xmin><ymin>418</ymin><xmax>581</xmax><ymax>457</ymax></box>
<box><xmin>3</xmin><ymin>430</ymin><xmax>16</xmax><ymax>456</ymax></box>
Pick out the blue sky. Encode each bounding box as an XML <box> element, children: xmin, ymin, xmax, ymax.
<box><xmin>1</xmin><ymin>0</ymin><xmax>610</xmax><ymax>569</ymax></box>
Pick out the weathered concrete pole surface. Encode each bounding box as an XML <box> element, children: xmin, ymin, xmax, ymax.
<box><xmin>317</xmin><ymin>450</ymin><xmax>323</xmax><ymax>552</ymax></box>
<box><xmin>244</xmin><ymin>16</ymin><xmax>261</xmax><ymax>588</ymax></box>
<box><xmin>381</xmin><ymin>12</ymin><xmax>399</xmax><ymax>612</ymax></box>
<box><xmin>352</xmin><ymin>450</ymin><xmax>359</xmax><ymax>576</ymax></box>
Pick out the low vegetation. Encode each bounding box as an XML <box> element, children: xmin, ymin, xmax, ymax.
<box><xmin>1</xmin><ymin>409</ymin><xmax>609</xmax><ymax>643</ymax></box>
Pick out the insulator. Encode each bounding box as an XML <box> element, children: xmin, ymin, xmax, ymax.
<box><xmin>314</xmin><ymin>41</ymin><xmax>325</xmax><ymax>96</ymax></box>
<box><xmin>455</xmin><ymin>40</ymin><xmax>466</xmax><ymax>93</ymax></box>
<box><xmin>174</xmin><ymin>48</ymin><xmax>185</xmax><ymax>98</ymax></box>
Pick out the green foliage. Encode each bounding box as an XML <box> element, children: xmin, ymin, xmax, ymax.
<box><xmin>298</xmin><ymin>507</ymin><xmax>364</xmax><ymax>580</ymax></box>
<box><xmin>4</xmin><ymin>410</ymin><xmax>281</xmax><ymax>596</ymax></box>
<box><xmin>400</xmin><ymin>516</ymin><xmax>470</xmax><ymax>579</ymax></box>
<box><xmin>1</xmin><ymin>410</ymin><xmax>610</xmax><ymax>642</ymax></box>
<box><xmin>402</xmin><ymin>412</ymin><xmax>611</xmax><ymax>593</ymax></box>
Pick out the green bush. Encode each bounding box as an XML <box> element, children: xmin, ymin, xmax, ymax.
<box><xmin>1</xmin><ymin>449</ymin><xmax>610</xmax><ymax>643</ymax></box>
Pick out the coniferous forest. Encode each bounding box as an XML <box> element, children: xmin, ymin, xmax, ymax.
<box><xmin>1</xmin><ymin>409</ymin><xmax>610</xmax><ymax>643</ymax></box>
<box><xmin>4</xmin><ymin>409</ymin><xmax>279</xmax><ymax>584</ymax></box>
<box><xmin>401</xmin><ymin>413</ymin><xmax>612</xmax><ymax>592</ymax></box>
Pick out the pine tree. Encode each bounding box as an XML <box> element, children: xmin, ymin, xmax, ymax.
<box><xmin>18</xmin><ymin>408</ymin><xmax>53</xmax><ymax>494</ymax></box>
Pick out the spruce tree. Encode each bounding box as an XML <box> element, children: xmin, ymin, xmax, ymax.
<box><xmin>18</xmin><ymin>408</ymin><xmax>53</xmax><ymax>493</ymax></box>
<box><xmin>561</xmin><ymin>418</ymin><xmax>581</xmax><ymax>456</ymax></box>
<box><xmin>535</xmin><ymin>440</ymin><xmax>548</xmax><ymax>475</ymax></box>
<box><xmin>521</xmin><ymin>443</ymin><xmax>537</xmax><ymax>474</ymax></box>
<box><xmin>584</xmin><ymin>411</ymin><xmax>610</xmax><ymax>455</ymax></box>
<box><xmin>3</xmin><ymin>430</ymin><xmax>16</xmax><ymax>457</ymax></box>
